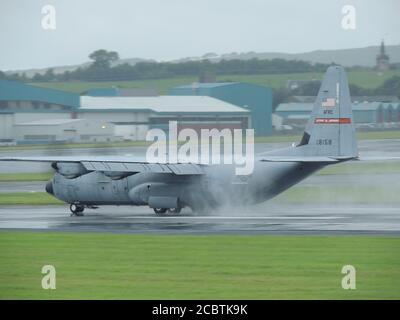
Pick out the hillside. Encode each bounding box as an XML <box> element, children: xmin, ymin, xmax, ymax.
<box><xmin>9</xmin><ymin>45</ymin><xmax>400</xmax><ymax>77</ymax></box>
<box><xmin>35</xmin><ymin>69</ymin><xmax>400</xmax><ymax>94</ymax></box>
<box><xmin>205</xmin><ymin>45</ymin><xmax>400</xmax><ymax>67</ymax></box>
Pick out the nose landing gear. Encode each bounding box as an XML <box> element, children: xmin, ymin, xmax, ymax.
<box><xmin>70</xmin><ymin>204</ymin><xmax>85</xmax><ymax>216</ymax></box>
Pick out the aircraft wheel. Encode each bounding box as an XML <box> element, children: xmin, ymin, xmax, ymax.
<box><xmin>154</xmin><ymin>208</ymin><xmax>167</xmax><ymax>216</ymax></box>
<box><xmin>70</xmin><ymin>204</ymin><xmax>85</xmax><ymax>216</ymax></box>
<box><xmin>168</xmin><ymin>207</ymin><xmax>182</xmax><ymax>214</ymax></box>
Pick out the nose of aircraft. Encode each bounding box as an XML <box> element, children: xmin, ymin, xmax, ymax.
<box><xmin>45</xmin><ymin>181</ymin><xmax>54</xmax><ymax>195</ymax></box>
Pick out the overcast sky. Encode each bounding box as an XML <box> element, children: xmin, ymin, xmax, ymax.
<box><xmin>1</xmin><ymin>0</ymin><xmax>399</xmax><ymax>71</ymax></box>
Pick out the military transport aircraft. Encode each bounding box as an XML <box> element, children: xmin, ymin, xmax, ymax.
<box><xmin>1</xmin><ymin>66</ymin><xmax>397</xmax><ymax>216</ymax></box>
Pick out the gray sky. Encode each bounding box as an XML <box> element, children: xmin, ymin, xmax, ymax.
<box><xmin>1</xmin><ymin>0</ymin><xmax>399</xmax><ymax>71</ymax></box>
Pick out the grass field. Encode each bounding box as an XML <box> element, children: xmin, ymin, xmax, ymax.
<box><xmin>34</xmin><ymin>70</ymin><xmax>400</xmax><ymax>93</ymax></box>
<box><xmin>0</xmin><ymin>231</ymin><xmax>399</xmax><ymax>299</ymax></box>
<box><xmin>0</xmin><ymin>172</ymin><xmax>53</xmax><ymax>182</ymax></box>
<box><xmin>0</xmin><ymin>192</ymin><xmax>63</xmax><ymax>205</ymax></box>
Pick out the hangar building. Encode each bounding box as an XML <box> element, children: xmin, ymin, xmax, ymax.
<box><xmin>79</xmin><ymin>95</ymin><xmax>250</xmax><ymax>140</ymax></box>
<box><xmin>0</xmin><ymin>80</ymin><xmax>250</xmax><ymax>144</ymax></box>
<box><xmin>170</xmin><ymin>82</ymin><xmax>273</xmax><ymax>135</ymax></box>
<box><xmin>0</xmin><ymin>79</ymin><xmax>82</xmax><ymax>143</ymax></box>
<box><xmin>13</xmin><ymin>119</ymin><xmax>115</xmax><ymax>143</ymax></box>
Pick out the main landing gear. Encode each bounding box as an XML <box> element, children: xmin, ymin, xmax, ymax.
<box><xmin>153</xmin><ymin>207</ymin><xmax>182</xmax><ymax>216</ymax></box>
<box><xmin>70</xmin><ymin>204</ymin><xmax>85</xmax><ymax>216</ymax></box>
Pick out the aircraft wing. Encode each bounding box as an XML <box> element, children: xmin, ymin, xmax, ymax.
<box><xmin>0</xmin><ymin>156</ymin><xmax>205</xmax><ymax>175</ymax></box>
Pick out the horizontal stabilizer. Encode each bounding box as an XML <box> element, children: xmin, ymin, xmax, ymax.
<box><xmin>354</xmin><ymin>156</ymin><xmax>400</xmax><ymax>161</ymax></box>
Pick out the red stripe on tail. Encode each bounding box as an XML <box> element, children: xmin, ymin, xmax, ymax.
<box><xmin>314</xmin><ymin>118</ymin><xmax>351</xmax><ymax>124</ymax></box>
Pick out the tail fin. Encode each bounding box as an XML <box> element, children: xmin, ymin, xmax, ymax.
<box><xmin>298</xmin><ymin>65</ymin><xmax>358</xmax><ymax>158</ymax></box>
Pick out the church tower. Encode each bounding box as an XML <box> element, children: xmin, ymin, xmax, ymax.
<box><xmin>376</xmin><ymin>40</ymin><xmax>390</xmax><ymax>71</ymax></box>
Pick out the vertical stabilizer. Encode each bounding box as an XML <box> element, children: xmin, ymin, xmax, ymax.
<box><xmin>298</xmin><ymin>65</ymin><xmax>358</xmax><ymax>158</ymax></box>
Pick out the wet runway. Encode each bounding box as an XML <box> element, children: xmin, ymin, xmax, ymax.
<box><xmin>0</xmin><ymin>203</ymin><xmax>399</xmax><ymax>234</ymax></box>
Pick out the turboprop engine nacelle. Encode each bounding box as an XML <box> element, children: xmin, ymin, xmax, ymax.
<box><xmin>52</xmin><ymin>162</ymin><xmax>89</xmax><ymax>179</ymax></box>
<box><xmin>128</xmin><ymin>182</ymin><xmax>179</xmax><ymax>208</ymax></box>
<box><xmin>103</xmin><ymin>171</ymin><xmax>133</xmax><ymax>180</ymax></box>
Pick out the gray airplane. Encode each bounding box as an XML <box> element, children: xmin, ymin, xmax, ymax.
<box><xmin>0</xmin><ymin>66</ymin><xmax>390</xmax><ymax>216</ymax></box>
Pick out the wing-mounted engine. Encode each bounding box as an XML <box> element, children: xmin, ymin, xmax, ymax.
<box><xmin>52</xmin><ymin>162</ymin><xmax>90</xmax><ymax>179</ymax></box>
<box><xmin>103</xmin><ymin>171</ymin><xmax>136</xmax><ymax>180</ymax></box>
<box><xmin>128</xmin><ymin>182</ymin><xmax>180</xmax><ymax>207</ymax></box>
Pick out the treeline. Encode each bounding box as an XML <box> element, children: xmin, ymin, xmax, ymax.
<box><xmin>1</xmin><ymin>49</ymin><xmax>331</xmax><ymax>82</ymax></box>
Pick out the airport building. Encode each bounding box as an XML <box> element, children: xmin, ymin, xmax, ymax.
<box><xmin>170</xmin><ymin>82</ymin><xmax>273</xmax><ymax>135</ymax></box>
<box><xmin>0</xmin><ymin>80</ymin><xmax>250</xmax><ymax>144</ymax></box>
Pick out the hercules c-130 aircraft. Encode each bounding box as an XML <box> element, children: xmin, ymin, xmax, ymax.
<box><xmin>1</xmin><ymin>66</ymin><xmax>397</xmax><ymax>216</ymax></box>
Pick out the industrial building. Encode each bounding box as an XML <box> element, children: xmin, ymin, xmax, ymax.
<box><xmin>275</xmin><ymin>101</ymin><xmax>400</xmax><ymax>130</ymax></box>
<box><xmin>0</xmin><ymin>80</ymin><xmax>250</xmax><ymax>144</ymax></box>
<box><xmin>170</xmin><ymin>82</ymin><xmax>273</xmax><ymax>135</ymax></box>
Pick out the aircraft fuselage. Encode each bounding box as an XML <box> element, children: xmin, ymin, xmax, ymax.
<box><xmin>47</xmin><ymin>161</ymin><xmax>326</xmax><ymax>212</ymax></box>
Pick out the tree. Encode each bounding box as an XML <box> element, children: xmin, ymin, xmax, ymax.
<box><xmin>89</xmin><ymin>49</ymin><xmax>119</xmax><ymax>69</ymax></box>
<box><xmin>42</xmin><ymin>68</ymin><xmax>55</xmax><ymax>81</ymax></box>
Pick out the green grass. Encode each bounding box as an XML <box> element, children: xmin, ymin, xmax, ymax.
<box><xmin>35</xmin><ymin>70</ymin><xmax>400</xmax><ymax>93</ymax></box>
<box><xmin>0</xmin><ymin>192</ymin><xmax>63</xmax><ymax>205</ymax></box>
<box><xmin>0</xmin><ymin>172</ymin><xmax>53</xmax><ymax>182</ymax></box>
<box><xmin>219</xmin><ymin>70</ymin><xmax>400</xmax><ymax>90</ymax></box>
<box><xmin>34</xmin><ymin>76</ymin><xmax>198</xmax><ymax>94</ymax></box>
<box><xmin>0</xmin><ymin>231</ymin><xmax>399</xmax><ymax>299</ymax></box>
